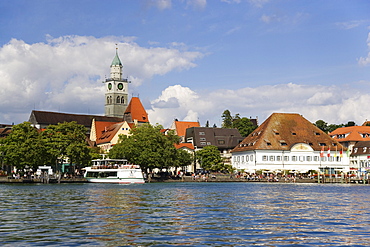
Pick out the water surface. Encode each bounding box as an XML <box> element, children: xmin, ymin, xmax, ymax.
<box><xmin>1</xmin><ymin>182</ymin><xmax>369</xmax><ymax>246</ymax></box>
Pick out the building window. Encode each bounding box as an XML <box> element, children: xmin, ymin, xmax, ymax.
<box><xmin>121</xmin><ymin>97</ymin><xmax>124</xmax><ymax>104</ymax></box>
<box><xmin>314</xmin><ymin>156</ymin><xmax>319</xmax><ymax>161</ymax></box>
<box><xmin>363</xmin><ymin>147</ymin><xmax>367</xmax><ymax>152</ymax></box>
<box><xmin>292</xmin><ymin>156</ymin><xmax>297</xmax><ymax>161</ymax></box>
<box><xmin>307</xmin><ymin>156</ymin><xmax>312</xmax><ymax>162</ymax></box>
<box><xmin>207</xmin><ymin>142</ymin><xmax>211</xmax><ymax>145</ymax></box>
<box><xmin>241</xmin><ymin>156</ymin><xmax>244</xmax><ymax>162</ymax></box>
<box><xmin>246</xmin><ymin>155</ymin><xmax>249</xmax><ymax>162</ymax></box>
<box><xmin>200</xmin><ymin>142</ymin><xmax>206</xmax><ymax>145</ymax></box>
<box><xmin>250</xmin><ymin>155</ymin><xmax>254</xmax><ymax>162</ymax></box>
<box><xmin>107</xmin><ymin>96</ymin><xmax>110</xmax><ymax>104</ymax></box>
<box><xmin>116</xmin><ymin>96</ymin><xmax>120</xmax><ymax>103</ymax></box>
<box><xmin>218</xmin><ymin>139</ymin><xmax>225</xmax><ymax>145</ymax></box>
<box><xmin>276</xmin><ymin>156</ymin><xmax>281</xmax><ymax>161</ymax></box>
<box><xmin>269</xmin><ymin>156</ymin><xmax>275</xmax><ymax>161</ymax></box>
<box><xmin>199</xmin><ymin>132</ymin><xmax>205</xmax><ymax>135</ymax></box>
<box><xmin>284</xmin><ymin>156</ymin><xmax>289</xmax><ymax>161</ymax></box>
<box><xmin>299</xmin><ymin>156</ymin><xmax>305</xmax><ymax>162</ymax></box>
<box><xmin>280</xmin><ymin>142</ymin><xmax>287</xmax><ymax>146</ymax></box>
<box><xmin>262</xmin><ymin>156</ymin><xmax>268</xmax><ymax>161</ymax></box>
<box><xmin>266</xmin><ymin>142</ymin><xmax>271</xmax><ymax>146</ymax></box>
<box><xmin>200</xmin><ymin>138</ymin><xmax>206</xmax><ymax>141</ymax></box>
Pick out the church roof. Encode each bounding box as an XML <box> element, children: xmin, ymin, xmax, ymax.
<box><xmin>123</xmin><ymin>97</ymin><xmax>149</xmax><ymax>123</ymax></box>
<box><xmin>111</xmin><ymin>50</ymin><xmax>122</xmax><ymax>66</ymax></box>
<box><xmin>232</xmin><ymin>113</ymin><xmax>344</xmax><ymax>153</ymax></box>
<box><xmin>29</xmin><ymin>110</ymin><xmax>122</xmax><ymax>129</ymax></box>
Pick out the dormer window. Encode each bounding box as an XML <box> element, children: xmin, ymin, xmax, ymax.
<box><xmin>319</xmin><ymin>143</ymin><xmax>326</xmax><ymax>146</ymax></box>
<box><xmin>315</xmin><ymin>132</ymin><xmax>320</xmax><ymax>136</ymax></box>
<box><xmin>363</xmin><ymin>147</ymin><xmax>367</xmax><ymax>152</ymax></box>
<box><xmin>291</xmin><ymin>132</ymin><xmax>296</xmax><ymax>135</ymax></box>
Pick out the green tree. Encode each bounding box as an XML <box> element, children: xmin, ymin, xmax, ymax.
<box><xmin>196</xmin><ymin>145</ymin><xmax>224</xmax><ymax>172</ymax></box>
<box><xmin>314</xmin><ymin>120</ymin><xmax>329</xmax><ymax>133</ymax></box>
<box><xmin>42</xmin><ymin>121</ymin><xmax>91</xmax><ymax>172</ymax></box>
<box><xmin>233</xmin><ymin>117</ymin><xmax>257</xmax><ymax>137</ymax></box>
<box><xmin>175</xmin><ymin>149</ymin><xmax>193</xmax><ymax>171</ymax></box>
<box><xmin>109</xmin><ymin>124</ymin><xmax>181</xmax><ymax>174</ymax></box>
<box><xmin>2</xmin><ymin>122</ymin><xmax>49</xmax><ymax>171</ymax></box>
<box><xmin>221</xmin><ymin>110</ymin><xmax>233</xmax><ymax>128</ymax></box>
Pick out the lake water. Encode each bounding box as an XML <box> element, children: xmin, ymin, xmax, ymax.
<box><xmin>1</xmin><ymin>182</ymin><xmax>370</xmax><ymax>246</ymax></box>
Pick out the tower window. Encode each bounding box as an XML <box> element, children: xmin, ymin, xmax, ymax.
<box><xmin>109</xmin><ymin>96</ymin><xmax>112</xmax><ymax>104</ymax></box>
<box><xmin>116</xmin><ymin>96</ymin><xmax>120</xmax><ymax>103</ymax></box>
<box><xmin>107</xmin><ymin>97</ymin><xmax>110</xmax><ymax>104</ymax></box>
<box><xmin>121</xmin><ymin>96</ymin><xmax>124</xmax><ymax>104</ymax></box>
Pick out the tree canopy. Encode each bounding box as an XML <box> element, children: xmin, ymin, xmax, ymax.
<box><xmin>221</xmin><ymin>110</ymin><xmax>258</xmax><ymax>137</ymax></box>
<box><xmin>1</xmin><ymin>121</ymin><xmax>91</xmax><ymax>173</ymax></box>
<box><xmin>196</xmin><ymin>145</ymin><xmax>232</xmax><ymax>172</ymax></box>
<box><xmin>109</xmin><ymin>123</ymin><xmax>192</xmax><ymax>173</ymax></box>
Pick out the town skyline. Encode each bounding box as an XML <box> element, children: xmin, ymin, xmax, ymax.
<box><xmin>1</xmin><ymin>0</ymin><xmax>370</xmax><ymax>128</ymax></box>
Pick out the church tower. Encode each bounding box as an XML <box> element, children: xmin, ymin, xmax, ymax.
<box><xmin>104</xmin><ymin>48</ymin><xmax>129</xmax><ymax>118</ymax></box>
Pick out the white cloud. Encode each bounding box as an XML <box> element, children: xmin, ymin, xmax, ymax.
<box><xmin>147</xmin><ymin>0</ymin><xmax>172</xmax><ymax>10</ymax></box>
<box><xmin>0</xmin><ymin>35</ymin><xmax>203</xmax><ymax>123</ymax></box>
<box><xmin>186</xmin><ymin>0</ymin><xmax>207</xmax><ymax>10</ymax></box>
<box><xmin>358</xmin><ymin>32</ymin><xmax>370</xmax><ymax>66</ymax></box>
<box><xmin>148</xmin><ymin>83</ymin><xmax>370</xmax><ymax>128</ymax></box>
<box><xmin>336</xmin><ymin>20</ymin><xmax>368</xmax><ymax>30</ymax></box>
<box><xmin>247</xmin><ymin>0</ymin><xmax>269</xmax><ymax>8</ymax></box>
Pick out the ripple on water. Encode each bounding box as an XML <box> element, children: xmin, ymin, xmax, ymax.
<box><xmin>1</xmin><ymin>183</ymin><xmax>370</xmax><ymax>246</ymax></box>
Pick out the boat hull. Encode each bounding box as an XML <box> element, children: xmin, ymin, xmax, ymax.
<box><xmin>86</xmin><ymin>178</ymin><xmax>145</xmax><ymax>184</ymax></box>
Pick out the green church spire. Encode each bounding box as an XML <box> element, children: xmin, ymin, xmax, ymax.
<box><xmin>111</xmin><ymin>47</ymin><xmax>122</xmax><ymax>66</ymax></box>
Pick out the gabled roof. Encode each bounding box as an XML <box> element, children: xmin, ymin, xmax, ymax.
<box><xmin>175</xmin><ymin>142</ymin><xmax>195</xmax><ymax>150</ymax></box>
<box><xmin>29</xmin><ymin>110</ymin><xmax>122</xmax><ymax>128</ymax></box>
<box><xmin>123</xmin><ymin>97</ymin><xmax>149</xmax><ymax>123</ymax></box>
<box><xmin>172</xmin><ymin>120</ymin><xmax>200</xmax><ymax>137</ymax></box>
<box><xmin>96</xmin><ymin>122</ymin><xmax>124</xmax><ymax>145</ymax></box>
<box><xmin>186</xmin><ymin>127</ymin><xmax>243</xmax><ymax>149</ymax></box>
<box><xmin>351</xmin><ymin>141</ymin><xmax>370</xmax><ymax>156</ymax></box>
<box><xmin>232</xmin><ymin>113</ymin><xmax>344</xmax><ymax>153</ymax></box>
<box><xmin>329</xmin><ymin>126</ymin><xmax>370</xmax><ymax>142</ymax></box>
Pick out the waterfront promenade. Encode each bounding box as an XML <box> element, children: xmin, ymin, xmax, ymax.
<box><xmin>1</xmin><ymin>174</ymin><xmax>368</xmax><ymax>184</ymax></box>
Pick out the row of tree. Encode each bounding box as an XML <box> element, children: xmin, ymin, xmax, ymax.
<box><xmin>314</xmin><ymin>120</ymin><xmax>356</xmax><ymax>133</ymax></box>
<box><xmin>0</xmin><ymin>122</ymin><xmax>93</xmax><ymax>172</ymax></box>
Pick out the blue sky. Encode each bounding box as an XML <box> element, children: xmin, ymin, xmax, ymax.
<box><xmin>1</xmin><ymin>0</ymin><xmax>370</xmax><ymax>127</ymax></box>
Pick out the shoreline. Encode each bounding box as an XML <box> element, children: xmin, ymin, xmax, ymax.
<box><xmin>0</xmin><ymin>176</ymin><xmax>368</xmax><ymax>184</ymax></box>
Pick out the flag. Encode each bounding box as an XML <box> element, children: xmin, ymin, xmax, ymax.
<box><xmin>340</xmin><ymin>148</ymin><xmax>343</xmax><ymax>158</ymax></box>
<box><xmin>327</xmin><ymin>147</ymin><xmax>331</xmax><ymax>157</ymax></box>
<box><xmin>320</xmin><ymin>146</ymin><xmax>324</xmax><ymax>157</ymax></box>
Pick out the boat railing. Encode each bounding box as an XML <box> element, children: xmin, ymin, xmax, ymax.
<box><xmin>91</xmin><ymin>164</ymin><xmax>140</xmax><ymax>169</ymax></box>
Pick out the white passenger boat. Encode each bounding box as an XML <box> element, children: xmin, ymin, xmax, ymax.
<box><xmin>84</xmin><ymin>159</ymin><xmax>145</xmax><ymax>184</ymax></box>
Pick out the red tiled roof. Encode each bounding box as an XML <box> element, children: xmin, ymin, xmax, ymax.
<box><xmin>174</xmin><ymin>142</ymin><xmax>194</xmax><ymax>150</ymax></box>
<box><xmin>329</xmin><ymin>126</ymin><xmax>370</xmax><ymax>142</ymax></box>
<box><xmin>124</xmin><ymin>97</ymin><xmax>149</xmax><ymax>123</ymax></box>
<box><xmin>174</xmin><ymin>121</ymin><xmax>200</xmax><ymax>137</ymax></box>
<box><xmin>96</xmin><ymin>122</ymin><xmax>123</xmax><ymax>145</ymax></box>
<box><xmin>95</xmin><ymin>121</ymin><xmax>121</xmax><ymax>144</ymax></box>
<box><xmin>232</xmin><ymin>113</ymin><xmax>344</xmax><ymax>152</ymax></box>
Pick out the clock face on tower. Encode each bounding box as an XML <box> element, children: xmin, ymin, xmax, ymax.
<box><xmin>108</xmin><ymin>83</ymin><xmax>112</xmax><ymax>90</ymax></box>
<box><xmin>117</xmin><ymin>83</ymin><xmax>124</xmax><ymax>90</ymax></box>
